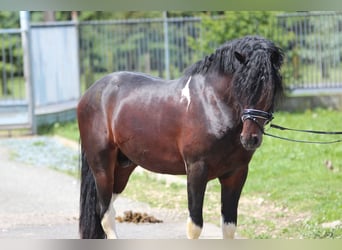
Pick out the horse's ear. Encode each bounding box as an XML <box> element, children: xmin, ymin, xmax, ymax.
<box><xmin>234</xmin><ymin>51</ymin><xmax>246</xmax><ymax>64</ymax></box>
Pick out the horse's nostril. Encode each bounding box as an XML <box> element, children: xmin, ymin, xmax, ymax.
<box><xmin>240</xmin><ymin>134</ymin><xmax>261</xmax><ymax>150</ymax></box>
<box><xmin>252</xmin><ymin>135</ymin><xmax>259</xmax><ymax>146</ymax></box>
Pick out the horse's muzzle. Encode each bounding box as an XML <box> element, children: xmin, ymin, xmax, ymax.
<box><xmin>240</xmin><ymin>133</ymin><xmax>262</xmax><ymax>151</ymax></box>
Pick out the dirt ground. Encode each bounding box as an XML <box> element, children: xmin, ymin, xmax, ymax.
<box><xmin>0</xmin><ymin>143</ymin><xmax>222</xmax><ymax>239</ymax></box>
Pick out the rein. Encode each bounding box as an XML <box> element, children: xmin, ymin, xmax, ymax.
<box><xmin>263</xmin><ymin>128</ymin><xmax>342</xmax><ymax>144</ymax></box>
<box><xmin>242</xmin><ymin>109</ymin><xmax>342</xmax><ymax>144</ymax></box>
<box><xmin>270</xmin><ymin>123</ymin><xmax>342</xmax><ymax>135</ymax></box>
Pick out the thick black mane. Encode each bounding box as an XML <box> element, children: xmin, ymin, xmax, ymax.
<box><xmin>185</xmin><ymin>35</ymin><xmax>284</xmax><ymax>110</ymax></box>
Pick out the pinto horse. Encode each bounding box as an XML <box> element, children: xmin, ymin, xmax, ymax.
<box><xmin>77</xmin><ymin>35</ymin><xmax>284</xmax><ymax>239</ymax></box>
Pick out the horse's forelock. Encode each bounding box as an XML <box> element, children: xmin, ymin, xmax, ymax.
<box><xmin>232</xmin><ymin>46</ymin><xmax>283</xmax><ymax>111</ymax></box>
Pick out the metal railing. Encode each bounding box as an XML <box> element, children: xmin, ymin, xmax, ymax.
<box><xmin>78</xmin><ymin>13</ymin><xmax>342</xmax><ymax>93</ymax></box>
<box><xmin>278</xmin><ymin>12</ymin><xmax>342</xmax><ymax>91</ymax></box>
<box><xmin>78</xmin><ymin>17</ymin><xmax>201</xmax><ymax>91</ymax></box>
<box><xmin>0</xmin><ymin>29</ymin><xmax>25</xmax><ymax>102</ymax></box>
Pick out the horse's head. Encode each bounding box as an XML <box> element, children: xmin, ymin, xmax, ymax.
<box><xmin>231</xmin><ymin>36</ymin><xmax>284</xmax><ymax>151</ymax></box>
<box><xmin>240</xmin><ymin>108</ymin><xmax>274</xmax><ymax>150</ymax></box>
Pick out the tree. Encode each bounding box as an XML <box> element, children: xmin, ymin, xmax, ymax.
<box><xmin>0</xmin><ymin>11</ymin><xmax>19</xmax><ymax>28</ymax></box>
<box><xmin>187</xmin><ymin>11</ymin><xmax>297</xmax><ymax>86</ymax></box>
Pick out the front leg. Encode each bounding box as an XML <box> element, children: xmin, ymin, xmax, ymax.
<box><xmin>219</xmin><ymin>166</ymin><xmax>248</xmax><ymax>239</ymax></box>
<box><xmin>186</xmin><ymin>161</ymin><xmax>208</xmax><ymax>239</ymax></box>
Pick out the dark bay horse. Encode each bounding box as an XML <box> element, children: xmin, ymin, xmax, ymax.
<box><xmin>77</xmin><ymin>35</ymin><xmax>284</xmax><ymax>239</ymax></box>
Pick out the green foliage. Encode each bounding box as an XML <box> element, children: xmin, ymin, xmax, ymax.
<box><xmin>0</xmin><ymin>12</ymin><xmax>23</xmax><ymax>97</ymax></box>
<box><xmin>187</xmin><ymin>11</ymin><xmax>298</xmax><ymax>87</ymax></box>
<box><xmin>0</xmin><ymin>35</ymin><xmax>23</xmax><ymax>71</ymax></box>
<box><xmin>0</xmin><ymin>11</ymin><xmax>20</xmax><ymax>28</ymax></box>
<box><xmin>188</xmin><ymin>12</ymin><xmax>285</xmax><ymax>54</ymax></box>
<box><xmin>38</xmin><ymin>121</ymin><xmax>79</xmax><ymax>142</ymax></box>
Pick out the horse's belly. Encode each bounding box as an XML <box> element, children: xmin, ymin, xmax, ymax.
<box><xmin>122</xmin><ymin>147</ymin><xmax>186</xmax><ymax>175</ymax></box>
<box><xmin>116</xmin><ymin>133</ymin><xmax>186</xmax><ymax>175</ymax></box>
<box><xmin>113</xmin><ymin>98</ymin><xmax>186</xmax><ymax>174</ymax></box>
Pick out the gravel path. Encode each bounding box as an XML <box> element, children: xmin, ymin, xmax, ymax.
<box><xmin>0</xmin><ymin>136</ymin><xmax>222</xmax><ymax>239</ymax></box>
<box><xmin>0</xmin><ymin>144</ymin><xmax>79</xmax><ymax>238</ymax></box>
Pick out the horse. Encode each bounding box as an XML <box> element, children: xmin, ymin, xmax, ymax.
<box><xmin>77</xmin><ymin>35</ymin><xmax>284</xmax><ymax>239</ymax></box>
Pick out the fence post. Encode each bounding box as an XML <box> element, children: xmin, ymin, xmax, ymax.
<box><xmin>163</xmin><ymin>11</ymin><xmax>170</xmax><ymax>80</ymax></box>
<box><xmin>20</xmin><ymin>11</ymin><xmax>36</xmax><ymax>134</ymax></box>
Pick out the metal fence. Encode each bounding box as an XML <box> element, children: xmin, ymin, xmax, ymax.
<box><xmin>78</xmin><ymin>13</ymin><xmax>342</xmax><ymax>93</ymax></box>
<box><xmin>0</xmin><ymin>20</ymin><xmax>80</xmax><ymax>132</ymax></box>
<box><xmin>278</xmin><ymin>12</ymin><xmax>342</xmax><ymax>91</ymax></box>
<box><xmin>31</xmin><ymin>22</ymin><xmax>80</xmax><ymax>107</ymax></box>
<box><xmin>0</xmin><ymin>28</ymin><xmax>30</xmax><ymax>130</ymax></box>
<box><xmin>0</xmin><ymin>29</ymin><xmax>25</xmax><ymax>102</ymax></box>
<box><xmin>78</xmin><ymin>17</ymin><xmax>201</xmax><ymax>91</ymax></box>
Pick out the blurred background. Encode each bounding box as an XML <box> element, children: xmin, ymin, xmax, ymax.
<box><xmin>1</xmin><ymin>11</ymin><xmax>342</xmax><ymax>134</ymax></box>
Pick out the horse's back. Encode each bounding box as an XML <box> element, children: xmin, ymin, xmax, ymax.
<box><xmin>78</xmin><ymin>71</ymin><xmax>165</xmax><ymax>118</ymax></box>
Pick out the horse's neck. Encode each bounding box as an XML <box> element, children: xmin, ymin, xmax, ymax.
<box><xmin>205</xmin><ymin>72</ymin><xmax>236</xmax><ymax>104</ymax></box>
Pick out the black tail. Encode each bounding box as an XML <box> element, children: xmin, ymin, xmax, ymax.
<box><xmin>79</xmin><ymin>149</ymin><xmax>105</xmax><ymax>238</ymax></box>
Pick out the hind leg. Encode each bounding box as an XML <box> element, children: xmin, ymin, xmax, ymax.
<box><xmin>99</xmin><ymin>160</ymin><xmax>137</xmax><ymax>239</ymax></box>
<box><xmin>101</xmin><ymin>194</ymin><xmax>118</xmax><ymax>239</ymax></box>
<box><xmin>86</xmin><ymin>146</ymin><xmax>118</xmax><ymax>238</ymax></box>
<box><xmin>114</xmin><ymin>164</ymin><xmax>137</xmax><ymax>194</ymax></box>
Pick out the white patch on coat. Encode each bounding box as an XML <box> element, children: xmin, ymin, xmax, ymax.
<box><xmin>101</xmin><ymin>194</ymin><xmax>119</xmax><ymax>239</ymax></box>
<box><xmin>202</xmin><ymin>87</ymin><xmax>233</xmax><ymax>139</ymax></box>
<box><xmin>181</xmin><ymin>76</ymin><xmax>192</xmax><ymax>110</ymax></box>
<box><xmin>187</xmin><ymin>217</ymin><xmax>202</xmax><ymax>239</ymax></box>
<box><xmin>221</xmin><ymin>220</ymin><xmax>236</xmax><ymax>239</ymax></box>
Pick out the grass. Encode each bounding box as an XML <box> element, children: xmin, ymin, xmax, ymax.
<box><xmin>39</xmin><ymin>108</ymin><xmax>342</xmax><ymax>239</ymax></box>
<box><xmin>246</xmin><ymin>109</ymin><xmax>342</xmax><ymax>218</ymax></box>
<box><xmin>240</xmin><ymin>108</ymin><xmax>342</xmax><ymax>238</ymax></box>
<box><xmin>38</xmin><ymin>121</ymin><xmax>80</xmax><ymax>142</ymax></box>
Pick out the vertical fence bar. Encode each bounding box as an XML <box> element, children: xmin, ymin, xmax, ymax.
<box><xmin>163</xmin><ymin>11</ymin><xmax>170</xmax><ymax>80</ymax></box>
<box><xmin>20</xmin><ymin>11</ymin><xmax>36</xmax><ymax>134</ymax></box>
<box><xmin>1</xmin><ymin>34</ymin><xmax>7</xmax><ymax>96</ymax></box>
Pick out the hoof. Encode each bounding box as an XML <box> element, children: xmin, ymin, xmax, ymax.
<box><xmin>187</xmin><ymin>217</ymin><xmax>202</xmax><ymax>239</ymax></box>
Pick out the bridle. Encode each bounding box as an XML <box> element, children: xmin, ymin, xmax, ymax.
<box><xmin>241</xmin><ymin>109</ymin><xmax>342</xmax><ymax>144</ymax></box>
<box><xmin>241</xmin><ymin>109</ymin><xmax>274</xmax><ymax>132</ymax></box>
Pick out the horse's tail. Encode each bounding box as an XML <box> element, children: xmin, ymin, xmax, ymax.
<box><xmin>79</xmin><ymin>148</ymin><xmax>105</xmax><ymax>238</ymax></box>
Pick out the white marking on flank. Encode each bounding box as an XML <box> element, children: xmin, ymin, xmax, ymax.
<box><xmin>187</xmin><ymin>217</ymin><xmax>202</xmax><ymax>239</ymax></box>
<box><xmin>181</xmin><ymin>76</ymin><xmax>192</xmax><ymax>110</ymax></box>
<box><xmin>101</xmin><ymin>194</ymin><xmax>119</xmax><ymax>239</ymax></box>
<box><xmin>221</xmin><ymin>220</ymin><xmax>236</xmax><ymax>239</ymax></box>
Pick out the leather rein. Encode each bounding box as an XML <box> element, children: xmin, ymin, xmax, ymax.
<box><xmin>242</xmin><ymin>109</ymin><xmax>342</xmax><ymax>144</ymax></box>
